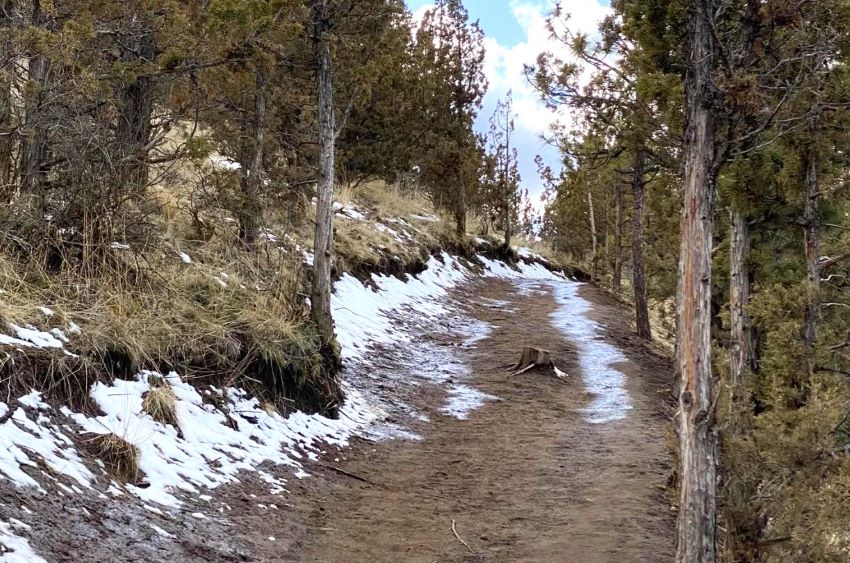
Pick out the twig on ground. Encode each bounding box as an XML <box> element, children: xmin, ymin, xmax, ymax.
<box><xmin>318</xmin><ymin>463</ymin><xmax>380</xmax><ymax>486</ymax></box>
<box><xmin>451</xmin><ymin>519</ymin><xmax>474</xmax><ymax>554</ymax></box>
<box><xmin>511</xmin><ymin>363</ymin><xmax>537</xmax><ymax>376</ymax></box>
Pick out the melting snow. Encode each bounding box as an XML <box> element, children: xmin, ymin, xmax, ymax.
<box><xmin>332</xmin><ymin>253</ymin><xmax>470</xmax><ymax>362</ymax></box>
<box><xmin>0</xmin><ymin>394</ymin><xmax>93</xmax><ymax>491</ymax></box>
<box><xmin>209</xmin><ymin>154</ymin><xmax>241</xmax><ymax>171</ymax></box>
<box><xmin>410</xmin><ymin>213</ymin><xmax>438</xmax><ymax>222</ymax></box>
<box><xmin>475</xmin><ymin>255</ymin><xmax>632</xmax><ymax>424</ymax></box>
<box><xmin>549</xmin><ymin>283</ymin><xmax>632</xmax><ymax>424</ymax></box>
<box><xmin>0</xmin><ymin>520</ymin><xmax>46</xmax><ymax>563</ymax></box>
<box><xmin>332</xmin><ymin>202</ymin><xmax>366</xmax><ymax>220</ymax></box>
<box><xmin>60</xmin><ymin>373</ymin><xmax>381</xmax><ymax>507</ymax></box>
<box><xmin>440</xmin><ymin>385</ymin><xmax>497</xmax><ymax>420</ymax></box>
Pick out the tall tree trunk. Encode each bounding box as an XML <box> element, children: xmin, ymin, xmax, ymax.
<box><xmin>503</xmin><ymin>104</ymin><xmax>513</xmax><ymax>248</ymax></box>
<box><xmin>613</xmin><ymin>179</ymin><xmax>623</xmax><ymax>291</ymax></box>
<box><xmin>115</xmin><ymin>26</ymin><xmax>156</xmax><ymax>193</ymax></box>
<box><xmin>586</xmin><ymin>178</ymin><xmax>598</xmax><ymax>278</ymax></box>
<box><xmin>603</xmin><ymin>186</ymin><xmax>610</xmax><ymax>276</ymax></box>
<box><xmin>503</xmin><ymin>181</ymin><xmax>512</xmax><ymax>247</ymax></box>
<box><xmin>632</xmin><ymin>149</ymin><xmax>651</xmax><ymax>340</ymax></box>
<box><xmin>802</xmin><ymin>146</ymin><xmax>819</xmax><ymax>365</ymax></box>
<box><xmin>729</xmin><ymin>209</ymin><xmax>750</xmax><ymax>421</ymax></box>
<box><xmin>20</xmin><ymin>0</ymin><xmax>49</xmax><ymax>202</ymax></box>
<box><xmin>455</xmin><ymin>191</ymin><xmax>467</xmax><ymax>236</ymax></box>
<box><xmin>0</xmin><ymin>0</ymin><xmax>15</xmax><ymax>194</ymax></box>
<box><xmin>676</xmin><ymin>1</ymin><xmax>718</xmax><ymax>561</ymax></box>
<box><xmin>310</xmin><ymin>0</ymin><xmax>337</xmax><ymax>359</ymax></box>
<box><xmin>239</xmin><ymin>69</ymin><xmax>267</xmax><ymax>248</ymax></box>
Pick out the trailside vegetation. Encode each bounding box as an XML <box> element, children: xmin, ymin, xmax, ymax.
<box><xmin>0</xmin><ymin>0</ymin><xmax>503</xmax><ymax>417</ymax></box>
<box><xmin>532</xmin><ymin>0</ymin><xmax>850</xmax><ymax>559</ymax></box>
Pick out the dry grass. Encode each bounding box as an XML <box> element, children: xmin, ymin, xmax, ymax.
<box><xmin>0</xmin><ymin>210</ymin><xmax>335</xmax><ymax>413</ymax></box>
<box><xmin>0</xmin><ymin>176</ymin><xmax>463</xmax><ymax>416</ymax></box>
<box><xmin>87</xmin><ymin>433</ymin><xmax>140</xmax><ymax>483</ymax></box>
<box><xmin>339</xmin><ymin>180</ymin><xmax>434</xmax><ymax>220</ymax></box>
<box><xmin>261</xmin><ymin>401</ymin><xmax>279</xmax><ymax>416</ymax></box>
<box><xmin>142</xmin><ymin>375</ymin><xmax>179</xmax><ymax>430</ymax></box>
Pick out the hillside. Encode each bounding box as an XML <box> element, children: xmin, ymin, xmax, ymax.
<box><xmin>0</xmin><ymin>181</ymin><xmax>615</xmax><ymax>560</ymax></box>
<box><xmin>2</xmin><ymin>0</ymin><xmax>849</xmax><ymax>560</ymax></box>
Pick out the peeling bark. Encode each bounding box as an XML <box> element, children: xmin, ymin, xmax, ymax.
<box><xmin>311</xmin><ymin>0</ymin><xmax>337</xmax><ymax>356</ymax></box>
<box><xmin>676</xmin><ymin>0</ymin><xmax>718</xmax><ymax>560</ymax></box>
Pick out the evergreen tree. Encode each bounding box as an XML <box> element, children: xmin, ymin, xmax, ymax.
<box><xmin>414</xmin><ymin>0</ymin><xmax>486</xmax><ymax>236</ymax></box>
<box><xmin>484</xmin><ymin>90</ymin><xmax>520</xmax><ymax>247</ymax></box>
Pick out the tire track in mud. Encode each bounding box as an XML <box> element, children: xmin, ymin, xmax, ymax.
<box><xmin>251</xmin><ymin>276</ymin><xmax>676</xmax><ymax>562</ymax></box>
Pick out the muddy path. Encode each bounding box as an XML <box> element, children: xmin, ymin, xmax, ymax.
<box><xmin>233</xmin><ymin>277</ymin><xmax>677</xmax><ymax>562</ymax></box>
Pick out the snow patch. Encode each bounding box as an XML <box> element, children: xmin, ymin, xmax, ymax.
<box><xmin>440</xmin><ymin>385</ymin><xmax>497</xmax><ymax>420</ymax></box>
<box><xmin>0</xmin><ymin>520</ymin><xmax>45</xmax><ymax>563</ymax></box>
<box><xmin>0</xmin><ymin>393</ymin><xmax>93</xmax><ymax>491</ymax></box>
<box><xmin>410</xmin><ymin>213</ymin><xmax>438</xmax><ymax>222</ymax></box>
<box><xmin>332</xmin><ymin>201</ymin><xmax>366</xmax><ymax>220</ymax></box>
<box><xmin>332</xmin><ymin>253</ymin><xmax>471</xmax><ymax>362</ymax></box>
<box><xmin>60</xmin><ymin>373</ymin><xmax>381</xmax><ymax>507</ymax></box>
<box><xmin>549</xmin><ymin>282</ymin><xmax>632</xmax><ymax>424</ymax></box>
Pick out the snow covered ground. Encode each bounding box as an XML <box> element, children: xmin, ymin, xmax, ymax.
<box><xmin>0</xmin><ymin>251</ymin><xmax>506</xmax><ymax>553</ymax></box>
<box><xmin>0</xmin><ymin>246</ymin><xmax>632</xmax><ymax>558</ymax></box>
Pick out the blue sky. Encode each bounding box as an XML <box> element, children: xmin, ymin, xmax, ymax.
<box><xmin>407</xmin><ymin>1</ymin><xmax>611</xmax><ymax>208</ymax></box>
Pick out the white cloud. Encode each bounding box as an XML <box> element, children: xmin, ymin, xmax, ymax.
<box><xmin>411</xmin><ymin>4</ymin><xmax>432</xmax><ymax>27</ymax></box>
<box><xmin>483</xmin><ymin>0</ymin><xmax>611</xmax><ymax>136</ymax></box>
<box><xmin>478</xmin><ymin>0</ymin><xmax>610</xmax><ymax>212</ymax></box>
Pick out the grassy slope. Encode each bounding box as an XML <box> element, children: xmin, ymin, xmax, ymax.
<box><xmin>0</xmin><ymin>179</ymin><xmax>573</xmax><ymax>418</ymax></box>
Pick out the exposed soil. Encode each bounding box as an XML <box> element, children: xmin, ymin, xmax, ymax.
<box><xmin>1</xmin><ymin>275</ymin><xmax>676</xmax><ymax>562</ymax></box>
<box><xmin>230</xmin><ymin>277</ymin><xmax>677</xmax><ymax>562</ymax></box>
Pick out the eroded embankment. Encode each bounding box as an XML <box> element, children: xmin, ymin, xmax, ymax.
<box><xmin>0</xmin><ymin>250</ymin><xmax>570</xmax><ymax>561</ymax></box>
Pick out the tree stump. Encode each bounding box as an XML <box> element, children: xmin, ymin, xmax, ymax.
<box><xmin>508</xmin><ymin>347</ymin><xmax>568</xmax><ymax>381</ymax></box>
<box><xmin>511</xmin><ymin>346</ymin><xmax>552</xmax><ymax>373</ymax></box>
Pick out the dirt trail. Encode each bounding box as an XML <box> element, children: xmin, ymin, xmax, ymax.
<box><xmin>242</xmin><ymin>277</ymin><xmax>676</xmax><ymax>562</ymax></box>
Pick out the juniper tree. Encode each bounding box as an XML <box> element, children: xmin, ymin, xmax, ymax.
<box><xmin>414</xmin><ymin>0</ymin><xmax>486</xmax><ymax>236</ymax></box>
<box><xmin>484</xmin><ymin>91</ymin><xmax>521</xmax><ymax>247</ymax></box>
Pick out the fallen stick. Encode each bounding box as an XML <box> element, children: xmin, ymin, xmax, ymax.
<box><xmin>451</xmin><ymin>519</ymin><xmax>474</xmax><ymax>554</ymax></box>
<box><xmin>552</xmin><ymin>366</ymin><xmax>569</xmax><ymax>381</ymax></box>
<box><xmin>512</xmin><ymin>363</ymin><xmax>538</xmax><ymax>376</ymax></box>
<box><xmin>318</xmin><ymin>463</ymin><xmax>379</xmax><ymax>486</ymax></box>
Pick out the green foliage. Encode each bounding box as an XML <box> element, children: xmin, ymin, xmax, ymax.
<box><xmin>534</xmin><ymin>0</ymin><xmax>850</xmax><ymax>559</ymax></box>
<box><xmin>413</xmin><ymin>0</ymin><xmax>487</xmax><ymax>233</ymax></box>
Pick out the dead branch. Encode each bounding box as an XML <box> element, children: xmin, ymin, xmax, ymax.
<box><xmin>451</xmin><ymin>519</ymin><xmax>474</xmax><ymax>554</ymax></box>
<box><xmin>318</xmin><ymin>463</ymin><xmax>380</xmax><ymax>487</ymax></box>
